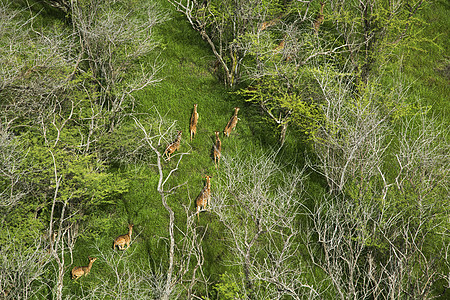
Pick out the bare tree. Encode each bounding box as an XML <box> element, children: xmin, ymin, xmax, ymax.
<box><xmin>1</xmin><ymin>1</ymin><xmax>166</xmax><ymax>156</ymax></box>
<box><xmin>70</xmin><ymin>0</ymin><xmax>166</xmax><ymax>130</ymax></box>
<box><xmin>213</xmin><ymin>149</ymin><xmax>319</xmax><ymax>299</ymax></box>
<box><xmin>307</xmin><ymin>188</ymin><xmax>449</xmax><ymax>299</ymax></box>
<box><xmin>168</xmin><ymin>0</ymin><xmax>292</xmax><ymax>86</ymax></box>
<box><xmin>0</xmin><ymin>234</ymin><xmax>50</xmax><ymax>299</ymax></box>
<box><xmin>46</xmin><ymin>149</ymin><xmax>81</xmax><ymax>300</ymax></box>
<box><xmin>76</xmin><ymin>242</ymin><xmax>157</xmax><ymax>299</ymax></box>
<box><xmin>0</xmin><ymin>119</ymin><xmax>28</xmax><ymax>209</ymax></box>
<box><xmin>134</xmin><ymin>109</ymin><xmax>208</xmax><ymax>300</ymax></box>
<box><xmin>305</xmin><ymin>69</ymin><xmax>449</xmax><ymax>298</ymax></box>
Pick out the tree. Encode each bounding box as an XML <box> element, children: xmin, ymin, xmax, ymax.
<box><xmin>305</xmin><ymin>65</ymin><xmax>450</xmax><ymax>298</ymax></box>
<box><xmin>69</xmin><ymin>0</ymin><xmax>166</xmax><ymax>131</ymax></box>
<box><xmin>213</xmin><ymin>149</ymin><xmax>318</xmax><ymax>299</ymax></box>
<box><xmin>168</xmin><ymin>0</ymin><xmax>289</xmax><ymax>87</ymax></box>
<box><xmin>327</xmin><ymin>0</ymin><xmax>427</xmax><ymax>84</ymax></box>
<box><xmin>134</xmin><ymin>110</ymin><xmax>208</xmax><ymax>300</ymax></box>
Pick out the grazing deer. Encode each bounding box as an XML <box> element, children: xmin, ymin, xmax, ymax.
<box><xmin>196</xmin><ymin>175</ymin><xmax>211</xmax><ymax>221</ymax></box>
<box><xmin>189</xmin><ymin>104</ymin><xmax>199</xmax><ymax>141</ymax></box>
<box><xmin>223</xmin><ymin>107</ymin><xmax>240</xmax><ymax>137</ymax></box>
<box><xmin>71</xmin><ymin>257</ymin><xmax>97</xmax><ymax>280</ymax></box>
<box><xmin>259</xmin><ymin>18</ymin><xmax>279</xmax><ymax>31</ymax></box>
<box><xmin>213</xmin><ymin>131</ymin><xmax>221</xmax><ymax>168</ymax></box>
<box><xmin>163</xmin><ymin>131</ymin><xmax>182</xmax><ymax>160</ymax></box>
<box><xmin>314</xmin><ymin>2</ymin><xmax>325</xmax><ymax>34</ymax></box>
<box><xmin>112</xmin><ymin>224</ymin><xmax>134</xmax><ymax>250</ymax></box>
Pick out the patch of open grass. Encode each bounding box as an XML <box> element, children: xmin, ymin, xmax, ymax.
<box><xmin>402</xmin><ymin>0</ymin><xmax>450</xmax><ymax>117</ymax></box>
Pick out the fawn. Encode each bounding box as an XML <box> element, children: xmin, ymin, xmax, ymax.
<box><xmin>223</xmin><ymin>107</ymin><xmax>240</xmax><ymax>137</ymax></box>
<box><xmin>196</xmin><ymin>175</ymin><xmax>211</xmax><ymax>221</ymax></box>
<box><xmin>213</xmin><ymin>131</ymin><xmax>221</xmax><ymax>168</ymax></box>
<box><xmin>71</xmin><ymin>257</ymin><xmax>97</xmax><ymax>280</ymax></box>
<box><xmin>190</xmin><ymin>104</ymin><xmax>199</xmax><ymax>141</ymax></box>
<box><xmin>314</xmin><ymin>2</ymin><xmax>325</xmax><ymax>34</ymax></box>
<box><xmin>164</xmin><ymin>131</ymin><xmax>182</xmax><ymax>160</ymax></box>
<box><xmin>113</xmin><ymin>224</ymin><xmax>134</xmax><ymax>250</ymax></box>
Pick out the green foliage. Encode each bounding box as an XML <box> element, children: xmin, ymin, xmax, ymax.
<box><xmin>213</xmin><ymin>272</ymin><xmax>245</xmax><ymax>300</ymax></box>
<box><xmin>239</xmin><ymin>74</ymin><xmax>323</xmax><ymax>137</ymax></box>
<box><xmin>1</xmin><ymin>0</ymin><xmax>448</xmax><ymax>298</ymax></box>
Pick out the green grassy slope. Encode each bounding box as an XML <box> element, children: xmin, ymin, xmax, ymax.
<box><xmin>87</xmin><ymin>2</ymin><xmax>285</xmax><ymax>289</ymax></box>
<box><xmin>67</xmin><ymin>0</ymin><xmax>449</xmax><ymax>296</ymax></box>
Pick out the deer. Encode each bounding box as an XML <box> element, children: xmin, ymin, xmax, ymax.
<box><xmin>313</xmin><ymin>2</ymin><xmax>325</xmax><ymax>34</ymax></box>
<box><xmin>112</xmin><ymin>224</ymin><xmax>134</xmax><ymax>250</ymax></box>
<box><xmin>223</xmin><ymin>107</ymin><xmax>240</xmax><ymax>137</ymax></box>
<box><xmin>259</xmin><ymin>18</ymin><xmax>279</xmax><ymax>31</ymax></box>
<box><xmin>258</xmin><ymin>12</ymin><xmax>289</xmax><ymax>32</ymax></box>
<box><xmin>163</xmin><ymin>130</ymin><xmax>182</xmax><ymax>161</ymax></box>
<box><xmin>196</xmin><ymin>175</ymin><xmax>211</xmax><ymax>221</ymax></box>
<box><xmin>189</xmin><ymin>104</ymin><xmax>199</xmax><ymax>141</ymax></box>
<box><xmin>71</xmin><ymin>257</ymin><xmax>97</xmax><ymax>280</ymax></box>
<box><xmin>274</xmin><ymin>36</ymin><xmax>286</xmax><ymax>52</ymax></box>
<box><xmin>213</xmin><ymin>131</ymin><xmax>221</xmax><ymax>168</ymax></box>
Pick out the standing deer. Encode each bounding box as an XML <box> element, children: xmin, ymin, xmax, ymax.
<box><xmin>314</xmin><ymin>2</ymin><xmax>325</xmax><ymax>34</ymax></box>
<box><xmin>223</xmin><ymin>107</ymin><xmax>240</xmax><ymax>137</ymax></box>
<box><xmin>213</xmin><ymin>131</ymin><xmax>221</xmax><ymax>168</ymax></box>
<box><xmin>112</xmin><ymin>224</ymin><xmax>134</xmax><ymax>250</ymax></box>
<box><xmin>189</xmin><ymin>104</ymin><xmax>199</xmax><ymax>141</ymax></box>
<box><xmin>71</xmin><ymin>257</ymin><xmax>97</xmax><ymax>280</ymax></box>
<box><xmin>196</xmin><ymin>175</ymin><xmax>211</xmax><ymax>221</ymax></box>
<box><xmin>164</xmin><ymin>131</ymin><xmax>182</xmax><ymax>161</ymax></box>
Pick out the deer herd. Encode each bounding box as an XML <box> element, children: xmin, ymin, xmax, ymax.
<box><xmin>71</xmin><ymin>105</ymin><xmax>240</xmax><ymax>280</ymax></box>
<box><xmin>70</xmin><ymin>2</ymin><xmax>326</xmax><ymax>281</ymax></box>
<box><xmin>171</xmin><ymin>104</ymin><xmax>240</xmax><ymax>220</ymax></box>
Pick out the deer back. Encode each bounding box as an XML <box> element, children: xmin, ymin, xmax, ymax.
<box><xmin>113</xmin><ymin>224</ymin><xmax>133</xmax><ymax>246</ymax></box>
<box><xmin>224</xmin><ymin>108</ymin><xmax>240</xmax><ymax>136</ymax></box>
<box><xmin>213</xmin><ymin>132</ymin><xmax>221</xmax><ymax>167</ymax></box>
<box><xmin>190</xmin><ymin>104</ymin><xmax>199</xmax><ymax>140</ymax></box>
<box><xmin>72</xmin><ymin>257</ymin><xmax>96</xmax><ymax>279</ymax></box>
<box><xmin>314</xmin><ymin>2</ymin><xmax>325</xmax><ymax>33</ymax></box>
<box><xmin>196</xmin><ymin>176</ymin><xmax>211</xmax><ymax>207</ymax></box>
<box><xmin>165</xmin><ymin>131</ymin><xmax>182</xmax><ymax>155</ymax></box>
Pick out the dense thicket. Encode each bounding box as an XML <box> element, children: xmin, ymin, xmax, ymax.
<box><xmin>1</xmin><ymin>0</ymin><xmax>448</xmax><ymax>299</ymax></box>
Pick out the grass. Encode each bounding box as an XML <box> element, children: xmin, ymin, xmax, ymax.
<box><xmin>402</xmin><ymin>0</ymin><xmax>450</xmax><ymax>118</ymax></box>
<box><xmin>88</xmin><ymin>1</ymin><xmax>280</xmax><ymax>289</ymax></box>
<box><xmin>55</xmin><ymin>0</ymin><xmax>450</xmax><ymax>296</ymax></box>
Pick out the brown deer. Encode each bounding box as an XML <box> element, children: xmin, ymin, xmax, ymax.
<box><xmin>258</xmin><ymin>12</ymin><xmax>289</xmax><ymax>32</ymax></box>
<box><xmin>259</xmin><ymin>18</ymin><xmax>279</xmax><ymax>31</ymax></box>
<box><xmin>223</xmin><ymin>107</ymin><xmax>240</xmax><ymax>137</ymax></box>
<box><xmin>189</xmin><ymin>104</ymin><xmax>199</xmax><ymax>141</ymax></box>
<box><xmin>71</xmin><ymin>257</ymin><xmax>97</xmax><ymax>280</ymax></box>
<box><xmin>163</xmin><ymin>131</ymin><xmax>182</xmax><ymax>161</ymax></box>
<box><xmin>196</xmin><ymin>175</ymin><xmax>211</xmax><ymax>221</ymax></box>
<box><xmin>213</xmin><ymin>131</ymin><xmax>221</xmax><ymax>168</ymax></box>
<box><xmin>314</xmin><ymin>2</ymin><xmax>325</xmax><ymax>34</ymax></box>
<box><xmin>274</xmin><ymin>36</ymin><xmax>286</xmax><ymax>52</ymax></box>
<box><xmin>112</xmin><ymin>224</ymin><xmax>134</xmax><ymax>250</ymax></box>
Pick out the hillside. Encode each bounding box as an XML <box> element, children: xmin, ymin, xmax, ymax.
<box><xmin>0</xmin><ymin>0</ymin><xmax>448</xmax><ymax>299</ymax></box>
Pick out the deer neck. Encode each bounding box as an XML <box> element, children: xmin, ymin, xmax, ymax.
<box><xmin>87</xmin><ymin>260</ymin><xmax>94</xmax><ymax>272</ymax></box>
<box><xmin>128</xmin><ymin>226</ymin><xmax>133</xmax><ymax>238</ymax></box>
